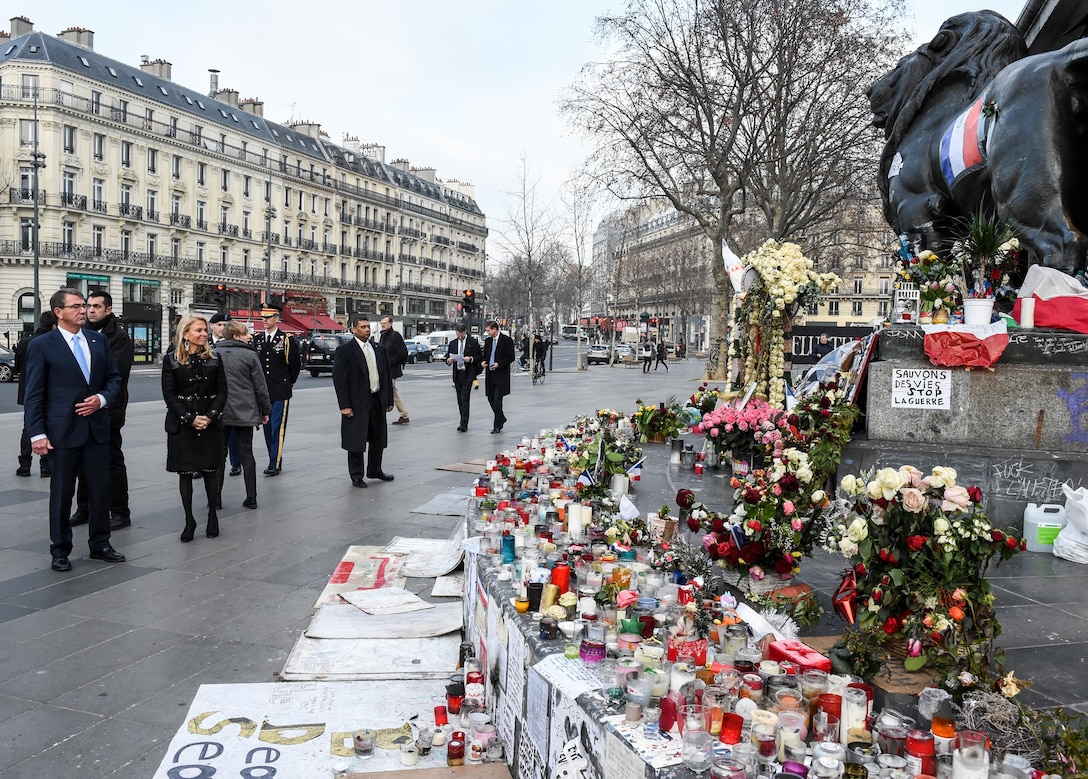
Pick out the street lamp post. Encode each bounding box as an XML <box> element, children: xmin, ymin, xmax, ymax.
<box><xmin>31</xmin><ymin>89</ymin><xmax>47</xmax><ymax>324</ymax></box>
<box><xmin>264</xmin><ymin>170</ymin><xmax>276</xmax><ymax>306</ymax></box>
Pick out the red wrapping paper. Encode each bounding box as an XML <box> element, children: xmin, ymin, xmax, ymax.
<box><xmin>923</xmin><ymin>322</ymin><xmax>1009</xmax><ymax>368</ymax></box>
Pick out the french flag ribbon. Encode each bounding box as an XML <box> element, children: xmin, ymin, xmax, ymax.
<box><xmin>939</xmin><ymin>96</ymin><xmax>987</xmax><ymax>188</ymax></box>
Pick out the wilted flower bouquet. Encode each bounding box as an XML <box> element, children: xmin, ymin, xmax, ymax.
<box><xmin>823</xmin><ymin>465</ymin><xmax>1025</xmax><ymax>685</ymax></box>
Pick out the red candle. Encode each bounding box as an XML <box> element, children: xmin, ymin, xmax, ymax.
<box><xmin>550</xmin><ymin>563</ymin><xmax>571</xmax><ymax>594</ymax></box>
<box><xmin>434</xmin><ymin>705</ymin><xmax>448</xmax><ymax>727</ymax></box>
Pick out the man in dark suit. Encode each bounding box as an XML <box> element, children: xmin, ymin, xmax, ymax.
<box><xmin>482</xmin><ymin>320</ymin><xmax>515</xmax><ymax>434</ymax></box>
<box><xmin>332</xmin><ymin>315</ymin><xmax>394</xmax><ymax>488</ymax></box>
<box><xmin>71</xmin><ymin>290</ymin><xmax>134</xmax><ymax>530</ymax></box>
<box><xmin>23</xmin><ymin>288</ymin><xmax>125</xmax><ymax>572</ymax></box>
<box><xmin>378</xmin><ymin>315</ymin><xmax>411</xmax><ymax>425</ymax></box>
<box><xmin>252</xmin><ymin>304</ymin><xmax>301</xmax><ymax>476</ymax></box>
<box><xmin>446</xmin><ymin>323</ymin><xmax>483</xmax><ymax>432</ymax></box>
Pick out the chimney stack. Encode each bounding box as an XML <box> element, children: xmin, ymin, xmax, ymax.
<box><xmin>208</xmin><ymin>68</ymin><xmax>219</xmax><ymax>97</ymax></box>
<box><xmin>9</xmin><ymin>16</ymin><xmax>33</xmax><ymax>36</ymax></box>
<box><xmin>240</xmin><ymin>98</ymin><xmax>264</xmax><ymax>117</ymax></box>
<box><xmin>140</xmin><ymin>57</ymin><xmax>172</xmax><ymax>80</ymax></box>
<box><xmin>215</xmin><ymin>88</ymin><xmax>239</xmax><ymax>107</ymax></box>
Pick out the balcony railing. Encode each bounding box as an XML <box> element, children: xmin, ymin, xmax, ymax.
<box><xmin>260</xmin><ymin>231</ymin><xmax>281</xmax><ymax>244</ymax></box>
<box><xmin>399</xmin><ymin>226</ymin><xmax>423</xmax><ymax>239</ymax></box>
<box><xmin>118</xmin><ymin>203</ymin><xmax>144</xmax><ymax>220</ymax></box>
<box><xmin>299</xmin><ymin>239</ymin><xmax>319</xmax><ymax>251</ymax></box>
<box><xmin>242</xmin><ymin>228</ymin><xmax>252</xmax><ymax>239</ymax></box>
<box><xmin>218</xmin><ymin>223</ymin><xmax>239</xmax><ymax>237</ymax></box>
<box><xmin>196</xmin><ymin>220</ymin><xmax>208</xmax><ymax>231</ymax></box>
<box><xmin>322</xmin><ymin>242</ymin><xmax>337</xmax><ymax>254</ymax></box>
<box><xmin>171</xmin><ymin>213</ymin><xmax>192</xmax><ymax>228</ymax></box>
<box><xmin>93</xmin><ymin>200</ymin><xmax>108</xmax><ymax>213</ymax></box>
<box><xmin>146</xmin><ymin>210</ymin><xmax>160</xmax><ymax>222</ymax></box>
<box><xmin>8</xmin><ymin>187</ymin><xmax>45</xmax><ymax>204</ymax></box>
<box><xmin>60</xmin><ymin>192</ymin><xmax>88</xmax><ymax>210</ymax></box>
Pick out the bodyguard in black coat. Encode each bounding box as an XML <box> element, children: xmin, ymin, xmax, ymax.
<box><xmin>482</xmin><ymin>320</ymin><xmax>515</xmax><ymax>434</ymax></box>
<box><xmin>332</xmin><ymin>315</ymin><xmax>394</xmax><ymax>488</ymax></box>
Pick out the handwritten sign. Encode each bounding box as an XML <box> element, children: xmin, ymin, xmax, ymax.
<box><xmin>891</xmin><ymin>368</ymin><xmax>951</xmax><ymax>409</ymax></box>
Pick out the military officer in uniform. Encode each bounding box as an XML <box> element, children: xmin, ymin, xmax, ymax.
<box><xmin>252</xmin><ymin>304</ymin><xmax>301</xmax><ymax>476</ymax></box>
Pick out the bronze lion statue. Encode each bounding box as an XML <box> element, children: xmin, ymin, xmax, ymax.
<box><xmin>870</xmin><ymin>11</ymin><xmax>1088</xmax><ymax>272</ymax></box>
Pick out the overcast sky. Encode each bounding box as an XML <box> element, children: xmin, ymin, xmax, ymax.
<box><xmin>20</xmin><ymin>1</ymin><xmax>1025</xmax><ymax>250</ymax></box>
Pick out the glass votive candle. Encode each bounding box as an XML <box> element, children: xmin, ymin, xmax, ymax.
<box><xmin>445</xmin><ymin>738</ymin><xmax>463</xmax><ymax>766</ymax></box>
<box><xmin>434</xmin><ymin>705</ymin><xmax>448</xmax><ymax>727</ymax></box>
<box><xmin>625</xmin><ymin>701</ymin><xmax>643</xmax><ymax>724</ymax></box>
<box><xmin>353</xmin><ymin>728</ymin><xmax>376</xmax><ymax>758</ymax></box>
<box><xmin>643</xmin><ymin>705</ymin><xmax>662</xmax><ymax>738</ymax></box>
<box><xmin>399</xmin><ymin>744</ymin><xmax>419</xmax><ymax>766</ymax></box>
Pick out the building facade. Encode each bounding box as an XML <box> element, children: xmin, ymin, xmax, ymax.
<box><xmin>0</xmin><ymin>17</ymin><xmax>486</xmax><ymax>357</ymax></box>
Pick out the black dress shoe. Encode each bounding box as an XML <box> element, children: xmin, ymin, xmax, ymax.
<box><xmin>352</xmin><ymin>478</ymin><xmax>368</xmax><ymax>488</ymax></box>
<box><xmin>89</xmin><ymin>546</ymin><xmax>125</xmax><ymax>563</ymax></box>
<box><xmin>40</xmin><ymin>468</ymin><xmax>51</xmax><ymax>478</ymax></box>
<box><xmin>230</xmin><ymin>466</ymin><xmax>242</xmax><ymax>476</ymax></box>
<box><xmin>457</xmin><ymin>426</ymin><xmax>466</xmax><ymax>432</ymax></box>
<box><xmin>109</xmin><ymin>515</ymin><xmax>131</xmax><ymax>531</ymax></box>
<box><xmin>16</xmin><ymin>465</ymin><xmax>30</xmax><ymax>477</ymax></box>
<box><xmin>69</xmin><ymin>512</ymin><xmax>88</xmax><ymax>527</ymax></box>
<box><xmin>51</xmin><ymin>557</ymin><xmax>71</xmax><ymax>572</ymax></box>
<box><xmin>242</xmin><ymin>497</ymin><xmax>257</xmax><ymax>509</ymax></box>
<box><xmin>367</xmin><ymin>472</ymin><xmax>395</xmax><ymax>482</ymax></box>
<box><xmin>263</xmin><ymin>467</ymin><xmax>281</xmax><ymax>476</ymax></box>
<box><xmin>490</xmin><ymin>428</ymin><xmax>502</xmax><ymax>434</ymax></box>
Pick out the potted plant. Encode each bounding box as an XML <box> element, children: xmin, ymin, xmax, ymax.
<box><xmin>952</xmin><ymin>211</ymin><xmax>1021</xmax><ymax>325</ymax></box>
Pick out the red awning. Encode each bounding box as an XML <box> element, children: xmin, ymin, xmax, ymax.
<box><xmin>281</xmin><ymin>311</ymin><xmax>343</xmax><ymax>333</ymax></box>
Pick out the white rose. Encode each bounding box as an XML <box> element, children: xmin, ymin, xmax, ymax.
<box><xmin>933</xmin><ymin>517</ymin><xmax>950</xmax><ymax>535</ymax></box>
<box><xmin>846</xmin><ymin>518</ymin><xmax>869</xmax><ymax>543</ymax></box>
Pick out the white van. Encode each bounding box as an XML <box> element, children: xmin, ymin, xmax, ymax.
<box><xmin>413</xmin><ymin>330</ymin><xmax>457</xmax><ymax>352</ymax></box>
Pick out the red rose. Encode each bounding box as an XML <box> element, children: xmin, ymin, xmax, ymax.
<box><xmin>820</xmin><ymin>408</ymin><xmax>832</xmax><ymax>418</ymax></box>
<box><xmin>819</xmin><ymin>396</ymin><xmax>832</xmax><ymax>409</ymax></box>
<box><xmin>787</xmin><ymin>414</ymin><xmax>800</xmax><ymax>426</ymax></box>
<box><xmin>874</xmin><ymin>497</ymin><xmax>889</xmax><ymax>509</ymax></box>
<box><xmin>854</xmin><ymin>562</ymin><xmax>867</xmax><ymax>576</ymax></box>
<box><xmin>906</xmin><ymin>535</ymin><xmax>927</xmax><ymax>551</ymax></box>
<box><xmin>1020</xmin><ymin>539</ymin><xmax>1028</xmax><ymax>551</ymax></box>
<box><xmin>747</xmin><ymin>520</ymin><xmax>762</xmax><ymax>533</ymax></box>
<box><xmin>743</xmin><ymin>489</ymin><xmax>761</xmax><ymax>505</ymax></box>
<box><xmin>774</xmin><ymin>556</ymin><xmax>794</xmax><ymax>575</ymax></box>
<box><xmin>871</xmin><ymin>587</ymin><xmax>883</xmax><ymax>603</ymax></box>
<box><xmin>929</xmin><ymin>631</ymin><xmax>943</xmax><ymax>645</ymax></box>
<box><xmin>687</xmin><ymin>516</ymin><xmax>702</xmax><ymax>533</ymax></box>
<box><xmin>991</xmin><ymin>530</ymin><xmax>1004</xmax><ymax>542</ymax></box>
<box><xmin>779</xmin><ymin>473</ymin><xmax>799</xmax><ymax>492</ymax></box>
<box><xmin>711</xmin><ymin>518</ymin><xmax>726</xmax><ymax>533</ymax></box>
<box><xmin>990</xmin><ymin>268</ymin><xmax>1002</xmax><ymax>280</ymax></box>
<box><xmin>827</xmin><ymin>381</ymin><xmax>839</xmax><ymax>391</ymax></box>
<box><xmin>1005</xmin><ymin>536</ymin><xmax>1019</xmax><ymax>550</ymax></box>
<box><xmin>878</xmin><ymin>547</ymin><xmax>891</xmax><ymax>562</ymax></box>
<box><xmin>676</xmin><ymin>489</ymin><xmax>695</xmax><ymax>509</ymax></box>
<box><xmin>707</xmin><ymin>543</ymin><xmax>720</xmax><ymax>560</ymax></box>
<box><xmin>882</xmin><ymin>616</ymin><xmax>900</xmax><ymax>634</ymax></box>
<box><xmin>967</xmin><ymin>485</ymin><xmax>983</xmax><ymax>503</ymax></box>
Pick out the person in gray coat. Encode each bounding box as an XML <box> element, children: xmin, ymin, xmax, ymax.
<box><xmin>214</xmin><ymin>322</ymin><xmax>271</xmax><ymax>509</ymax></box>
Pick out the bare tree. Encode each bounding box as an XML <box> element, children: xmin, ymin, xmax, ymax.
<box><xmin>492</xmin><ymin>155</ymin><xmax>562</xmax><ymax>370</ymax></box>
<box><xmin>562</xmin><ymin>0</ymin><xmax>905</xmax><ymax>379</ymax></box>
<box><xmin>561</xmin><ymin>172</ymin><xmax>599</xmax><ymax>369</ymax></box>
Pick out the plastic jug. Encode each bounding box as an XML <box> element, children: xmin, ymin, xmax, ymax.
<box><xmin>1023</xmin><ymin>503</ymin><xmax>1067</xmax><ymax>552</ymax></box>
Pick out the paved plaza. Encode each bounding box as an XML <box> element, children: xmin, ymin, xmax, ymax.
<box><xmin>0</xmin><ymin>351</ymin><xmax>1085</xmax><ymax>777</ymax></box>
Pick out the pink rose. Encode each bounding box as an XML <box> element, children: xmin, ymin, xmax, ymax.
<box><xmin>782</xmin><ymin>500</ymin><xmax>795</xmax><ymax>515</ymax></box>
<box><xmin>616</xmin><ymin>589</ymin><xmax>639</xmax><ymax>608</ymax></box>
<box><xmin>749</xmin><ymin>565</ymin><xmax>765</xmax><ymax>581</ymax></box>
<box><xmin>941</xmin><ymin>485</ymin><xmax>971</xmax><ymax>512</ymax></box>
<box><xmin>791</xmin><ymin>517</ymin><xmax>803</xmax><ymax>531</ymax></box>
<box><xmin>710</xmin><ymin>428</ymin><xmax>720</xmax><ymax>438</ymax></box>
<box><xmin>702</xmin><ymin>533</ymin><xmax>717</xmax><ymax>551</ymax></box>
<box><xmin>900</xmin><ymin>487</ymin><xmax>926</xmax><ymax>513</ymax></box>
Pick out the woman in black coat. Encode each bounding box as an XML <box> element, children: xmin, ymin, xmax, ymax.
<box><xmin>162</xmin><ymin>315</ymin><xmax>228</xmax><ymax>541</ymax></box>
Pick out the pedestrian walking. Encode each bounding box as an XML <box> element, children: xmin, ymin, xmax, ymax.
<box><xmin>333</xmin><ymin>315</ymin><xmax>395</xmax><ymax>488</ymax></box>
<box><xmin>482</xmin><ymin>321</ymin><xmax>515</xmax><ymax>434</ymax></box>
<box><xmin>14</xmin><ymin>311</ymin><xmax>56</xmax><ymax>478</ymax></box>
<box><xmin>209</xmin><ymin>313</ymin><xmax>242</xmax><ymax>475</ymax></box>
<box><xmin>214</xmin><ymin>321</ymin><xmax>271</xmax><ymax>510</ymax></box>
<box><xmin>379</xmin><ymin>315</ymin><xmax>411</xmax><ymax>425</ymax></box>
<box><xmin>70</xmin><ymin>290</ymin><xmax>134</xmax><ymax>530</ymax></box>
<box><xmin>446</xmin><ymin>323</ymin><xmax>483</xmax><ymax>432</ymax></box>
<box><xmin>252</xmin><ymin>304</ymin><xmax>301</xmax><ymax>476</ymax></box>
<box><xmin>654</xmin><ymin>341</ymin><xmax>670</xmax><ymax>371</ymax></box>
<box><xmin>22</xmin><ymin>288</ymin><xmax>125</xmax><ymax>572</ymax></box>
<box><xmin>641</xmin><ymin>340</ymin><xmax>653</xmax><ymax>373</ymax></box>
<box><xmin>162</xmin><ymin>315</ymin><xmax>227</xmax><ymax>542</ymax></box>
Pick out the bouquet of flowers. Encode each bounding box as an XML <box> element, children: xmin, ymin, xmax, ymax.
<box><xmin>691</xmin><ymin>397</ymin><xmax>789</xmax><ymax>456</ymax></box>
<box><xmin>823</xmin><ymin>465</ymin><xmax>1025</xmax><ymax>685</ymax></box>
<box><xmin>731</xmin><ymin>240</ymin><xmax>840</xmax><ymax>406</ymax></box>
<box><xmin>786</xmin><ymin>381</ymin><xmax>861</xmax><ymax>488</ymax></box>
<box><xmin>898</xmin><ymin>249</ymin><xmax>961</xmax><ymax>313</ymax></box>
<box><xmin>694</xmin><ymin>449</ymin><xmax>830</xmax><ymax>583</ymax></box>
<box><xmin>632</xmin><ymin>398</ymin><xmax>685</xmax><ymax>442</ymax></box>
<box><xmin>688</xmin><ymin>383</ymin><xmax>724</xmax><ymax>416</ymax></box>
<box><xmin>952</xmin><ymin>212</ymin><xmax>1021</xmax><ymax>300</ymax></box>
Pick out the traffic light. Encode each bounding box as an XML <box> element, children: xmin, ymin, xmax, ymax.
<box><xmin>463</xmin><ymin>289</ymin><xmax>475</xmax><ymax>312</ymax></box>
<box><xmin>214</xmin><ymin>284</ymin><xmax>226</xmax><ymax>314</ymax></box>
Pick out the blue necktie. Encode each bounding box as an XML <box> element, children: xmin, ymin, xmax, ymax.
<box><xmin>490</xmin><ymin>338</ymin><xmax>497</xmax><ymax>365</ymax></box>
<box><xmin>72</xmin><ymin>334</ymin><xmax>91</xmax><ymax>383</ymax></box>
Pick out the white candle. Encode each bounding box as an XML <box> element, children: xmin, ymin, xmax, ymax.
<box><xmin>568</xmin><ymin>505</ymin><xmax>584</xmax><ymax>539</ymax></box>
<box><xmin>1020</xmin><ymin>297</ymin><xmax>1035</xmax><ymax>328</ymax></box>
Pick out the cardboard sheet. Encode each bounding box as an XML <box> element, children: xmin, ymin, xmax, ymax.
<box><xmin>341</xmin><ymin>588</ymin><xmax>434</xmax><ymax>615</ymax></box>
<box><xmin>408</xmin><ymin>488</ymin><xmax>473</xmax><ymax>516</ymax></box>
<box><xmin>430</xmin><ymin>573</ymin><xmax>464</xmax><ymax>598</ymax></box>
<box><xmin>305</xmin><ymin>602</ymin><xmax>463</xmax><ymax>639</ymax></box>
<box><xmin>314</xmin><ymin>546</ymin><xmax>407</xmax><ymax>607</ymax></box>
<box><xmin>383</xmin><ymin>529</ymin><xmax>465</xmax><ymax>578</ymax></box>
<box><xmin>152</xmin><ymin>681</ymin><xmax>448</xmax><ymax>777</ymax></box>
<box><xmin>280</xmin><ymin>634</ymin><xmax>460</xmax><ymax>681</ymax></box>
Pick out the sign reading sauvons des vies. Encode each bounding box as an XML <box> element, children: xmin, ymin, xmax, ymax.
<box><xmin>890</xmin><ymin>367</ymin><xmax>951</xmax><ymax>409</ymax></box>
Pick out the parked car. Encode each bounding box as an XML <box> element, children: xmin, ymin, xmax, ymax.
<box><xmin>587</xmin><ymin>344</ymin><xmax>613</xmax><ymax>365</ymax></box>
<box><xmin>405</xmin><ymin>340</ymin><xmax>433</xmax><ymax>364</ymax></box>
<box><xmin>614</xmin><ymin>344</ymin><xmax>636</xmax><ymax>362</ymax></box>
<box><xmin>302</xmin><ymin>333</ymin><xmax>352</xmax><ymax>377</ymax></box>
<box><xmin>0</xmin><ymin>344</ymin><xmax>15</xmax><ymax>382</ymax></box>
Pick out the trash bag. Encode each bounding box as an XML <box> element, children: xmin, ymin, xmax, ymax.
<box><xmin>1063</xmin><ymin>482</ymin><xmax>1088</xmax><ymax>536</ymax></box>
<box><xmin>1053</xmin><ymin>525</ymin><xmax>1088</xmax><ymax>564</ymax></box>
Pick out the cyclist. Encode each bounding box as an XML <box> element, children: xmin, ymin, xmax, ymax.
<box><xmin>533</xmin><ymin>334</ymin><xmax>549</xmax><ymax>377</ymax></box>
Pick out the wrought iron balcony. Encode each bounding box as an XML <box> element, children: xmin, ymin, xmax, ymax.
<box><xmin>260</xmin><ymin>231</ymin><xmax>281</xmax><ymax>245</ymax></box>
<box><xmin>93</xmin><ymin>200</ymin><xmax>108</xmax><ymax>213</ymax></box>
<box><xmin>118</xmin><ymin>203</ymin><xmax>144</xmax><ymax>220</ymax></box>
<box><xmin>60</xmin><ymin>192</ymin><xmax>88</xmax><ymax>210</ymax></box>
<box><xmin>196</xmin><ymin>220</ymin><xmax>208</xmax><ymax>231</ymax></box>
<box><xmin>299</xmin><ymin>239</ymin><xmax>319</xmax><ymax>251</ymax></box>
<box><xmin>146</xmin><ymin>210</ymin><xmax>160</xmax><ymax>223</ymax></box>
<box><xmin>8</xmin><ymin>187</ymin><xmax>44</xmax><ymax>204</ymax></box>
<box><xmin>170</xmin><ymin>213</ymin><xmax>192</xmax><ymax>228</ymax></box>
<box><xmin>218</xmin><ymin>223</ymin><xmax>239</xmax><ymax>237</ymax></box>
<box><xmin>322</xmin><ymin>242</ymin><xmax>337</xmax><ymax>254</ymax></box>
<box><xmin>242</xmin><ymin>228</ymin><xmax>252</xmax><ymax>239</ymax></box>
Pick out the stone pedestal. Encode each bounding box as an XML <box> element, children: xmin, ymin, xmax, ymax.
<box><xmin>855</xmin><ymin>326</ymin><xmax>1088</xmax><ymax>529</ymax></box>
